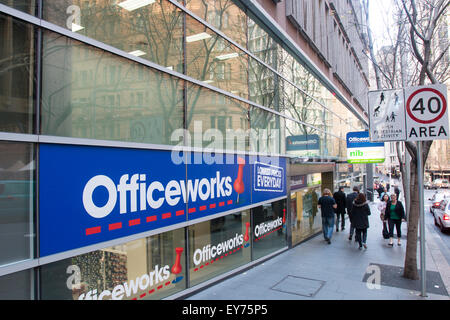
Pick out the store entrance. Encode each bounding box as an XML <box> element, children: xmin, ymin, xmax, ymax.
<box><xmin>290</xmin><ymin>186</ymin><xmax>322</xmax><ymax>246</ymax></box>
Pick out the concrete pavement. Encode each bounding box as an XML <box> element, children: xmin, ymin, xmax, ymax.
<box><xmin>186</xmin><ymin>200</ymin><xmax>450</xmax><ymax>300</ymax></box>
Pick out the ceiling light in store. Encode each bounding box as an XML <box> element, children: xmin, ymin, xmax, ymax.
<box><xmin>118</xmin><ymin>0</ymin><xmax>155</xmax><ymax>11</ymax></box>
<box><xmin>128</xmin><ymin>50</ymin><xmax>146</xmax><ymax>57</ymax></box>
<box><xmin>71</xmin><ymin>23</ymin><xmax>84</xmax><ymax>32</ymax></box>
<box><xmin>215</xmin><ymin>52</ymin><xmax>239</xmax><ymax>60</ymax></box>
<box><xmin>186</xmin><ymin>32</ymin><xmax>212</xmax><ymax>43</ymax></box>
<box><xmin>203</xmin><ymin>79</ymin><xmax>214</xmax><ymax>84</ymax></box>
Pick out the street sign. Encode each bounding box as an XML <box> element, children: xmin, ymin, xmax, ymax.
<box><xmin>346</xmin><ymin>131</ymin><xmax>385</xmax><ymax>163</ymax></box>
<box><xmin>405</xmin><ymin>84</ymin><xmax>449</xmax><ymax>141</ymax></box>
<box><xmin>368</xmin><ymin>89</ymin><xmax>407</xmax><ymax>142</ymax></box>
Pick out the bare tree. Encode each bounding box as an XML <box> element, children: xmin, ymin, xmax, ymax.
<box><xmin>399</xmin><ymin>0</ymin><xmax>449</xmax><ymax>280</ymax></box>
<box><xmin>363</xmin><ymin>0</ymin><xmax>449</xmax><ymax>280</ymax></box>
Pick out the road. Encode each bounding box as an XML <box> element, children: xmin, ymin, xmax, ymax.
<box><xmin>374</xmin><ymin>173</ymin><xmax>450</xmax><ymax>265</ymax></box>
<box><xmin>424</xmin><ymin>188</ymin><xmax>450</xmax><ymax>265</ymax></box>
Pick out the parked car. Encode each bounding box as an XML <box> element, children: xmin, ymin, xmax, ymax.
<box><xmin>434</xmin><ymin>199</ymin><xmax>450</xmax><ymax>232</ymax></box>
<box><xmin>432</xmin><ymin>179</ymin><xmax>449</xmax><ymax>189</ymax></box>
<box><xmin>428</xmin><ymin>191</ymin><xmax>450</xmax><ymax>215</ymax></box>
<box><xmin>424</xmin><ymin>181</ymin><xmax>433</xmax><ymax>189</ymax></box>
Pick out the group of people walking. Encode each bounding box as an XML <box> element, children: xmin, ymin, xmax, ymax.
<box><xmin>317</xmin><ymin>186</ymin><xmax>406</xmax><ymax>249</ymax></box>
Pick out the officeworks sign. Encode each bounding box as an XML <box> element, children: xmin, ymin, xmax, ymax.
<box><xmin>346</xmin><ymin>131</ymin><xmax>385</xmax><ymax>164</ymax></box>
<box><xmin>39</xmin><ymin>144</ymin><xmax>285</xmax><ymax>256</ymax></box>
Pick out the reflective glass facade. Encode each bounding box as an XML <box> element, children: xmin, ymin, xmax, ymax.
<box><xmin>0</xmin><ymin>0</ymin><xmax>368</xmax><ymax>299</ymax></box>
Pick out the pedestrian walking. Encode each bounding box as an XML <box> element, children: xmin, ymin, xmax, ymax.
<box><xmin>384</xmin><ymin>193</ymin><xmax>406</xmax><ymax>246</ymax></box>
<box><xmin>346</xmin><ymin>186</ymin><xmax>359</xmax><ymax>241</ymax></box>
<box><xmin>394</xmin><ymin>185</ymin><xmax>400</xmax><ymax>199</ymax></box>
<box><xmin>318</xmin><ymin>188</ymin><xmax>337</xmax><ymax>244</ymax></box>
<box><xmin>333</xmin><ymin>186</ymin><xmax>347</xmax><ymax>232</ymax></box>
<box><xmin>351</xmin><ymin>193</ymin><xmax>371</xmax><ymax>250</ymax></box>
<box><xmin>379</xmin><ymin>187</ymin><xmax>389</xmax><ymax>201</ymax></box>
<box><xmin>378</xmin><ymin>194</ymin><xmax>390</xmax><ymax>239</ymax></box>
<box><xmin>377</xmin><ymin>184</ymin><xmax>384</xmax><ymax>199</ymax></box>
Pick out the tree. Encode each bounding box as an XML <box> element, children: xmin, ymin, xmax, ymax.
<box><xmin>400</xmin><ymin>0</ymin><xmax>449</xmax><ymax>280</ymax></box>
<box><xmin>363</xmin><ymin>0</ymin><xmax>449</xmax><ymax>280</ymax></box>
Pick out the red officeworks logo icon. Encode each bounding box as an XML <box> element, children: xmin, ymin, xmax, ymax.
<box><xmin>233</xmin><ymin>157</ymin><xmax>245</xmax><ymax>203</ymax></box>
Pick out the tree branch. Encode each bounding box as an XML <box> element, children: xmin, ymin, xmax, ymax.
<box><xmin>431</xmin><ymin>43</ymin><xmax>449</xmax><ymax>70</ymax></box>
<box><xmin>401</xmin><ymin>0</ymin><xmax>426</xmax><ymax>42</ymax></box>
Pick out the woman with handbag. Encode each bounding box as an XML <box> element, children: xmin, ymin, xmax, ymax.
<box><xmin>384</xmin><ymin>193</ymin><xmax>406</xmax><ymax>246</ymax></box>
<box><xmin>351</xmin><ymin>193</ymin><xmax>371</xmax><ymax>250</ymax></box>
<box><xmin>378</xmin><ymin>194</ymin><xmax>390</xmax><ymax>239</ymax></box>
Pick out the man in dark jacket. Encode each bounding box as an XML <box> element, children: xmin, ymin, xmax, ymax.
<box><xmin>318</xmin><ymin>188</ymin><xmax>337</xmax><ymax>244</ymax></box>
<box><xmin>346</xmin><ymin>186</ymin><xmax>359</xmax><ymax>241</ymax></box>
<box><xmin>377</xmin><ymin>184</ymin><xmax>384</xmax><ymax>199</ymax></box>
<box><xmin>333</xmin><ymin>187</ymin><xmax>347</xmax><ymax>232</ymax></box>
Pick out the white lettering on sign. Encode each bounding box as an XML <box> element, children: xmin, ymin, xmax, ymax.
<box><xmin>254</xmin><ymin>217</ymin><xmax>283</xmax><ymax>237</ymax></box>
<box><xmin>82</xmin><ymin>172</ymin><xmax>232</xmax><ymax>219</ymax></box>
<box><xmin>193</xmin><ymin>233</ymin><xmax>244</xmax><ymax>266</ymax></box>
<box><xmin>76</xmin><ymin>264</ymin><xmax>170</xmax><ymax>300</ymax></box>
<box><xmin>254</xmin><ymin>162</ymin><xmax>283</xmax><ymax>192</ymax></box>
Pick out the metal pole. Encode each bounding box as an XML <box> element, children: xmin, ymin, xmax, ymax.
<box><xmin>417</xmin><ymin>141</ymin><xmax>427</xmax><ymax>297</ymax></box>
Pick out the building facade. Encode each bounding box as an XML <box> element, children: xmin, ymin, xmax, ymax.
<box><xmin>0</xmin><ymin>0</ymin><xmax>369</xmax><ymax>299</ymax></box>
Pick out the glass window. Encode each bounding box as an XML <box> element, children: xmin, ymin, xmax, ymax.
<box><xmin>43</xmin><ymin>0</ymin><xmax>184</xmax><ymax>73</ymax></box>
<box><xmin>248</xmin><ymin>58</ymin><xmax>279</xmax><ymax>111</ymax></box>
<box><xmin>252</xmin><ymin>199</ymin><xmax>287</xmax><ymax>260</ymax></box>
<box><xmin>282</xmin><ymin>80</ymin><xmax>324</xmax><ymax>132</ymax></box>
<box><xmin>0</xmin><ymin>141</ymin><xmax>35</xmax><ymax>266</ymax></box>
<box><xmin>0</xmin><ymin>269</ymin><xmax>33</xmax><ymax>299</ymax></box>
<box><xmin>247</xmin><ymin>16</ymin><xmax>280</xmax><ymax>70</ymax></box>
<box><xmin>186</xmin><ymin>83</ymin><xmax>249</xmax><ymax>152</ymax></box>
<box><xmin>0</xmin><ymin>13</ymin><xmax>35</xmax><ymax>134</ymax></box>
<box><xmin>188</xmin><ymin>211</ymin><xmax>251</xmax><ymax>287</ymax></box>
<box><xmin>0</xmin><ymin>0</ymin><xmax>36</xmax><ymax>15</ymax></box>
<box><xmin>185</xmin><ymin>15</ymin><xmax>248</xmax><ymax>100</ymax></box>
<box><xmin>290</xmin><ymin>186</ymin><xmax>321</xmax><ymax>246</ymax></box>
<box><xmin>41</xmin><ymin>31</ymin><xmax>184</xmax><ymax>145</ymax></box>
<box><xmin>185</xmin><ymin>0</ymin><xmax>247</xmax><ymax>49</ymax></box>
<box><xmin>249</xmin><ymin>107</ymin><xmax>282</xmax><ymax>155</ymax></box>
<box><xmin>41</xmin><ymin>228</ymin><xmax>186</xmax><ymax>300</ymax></box>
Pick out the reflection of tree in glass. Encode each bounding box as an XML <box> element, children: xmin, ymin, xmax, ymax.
<box><xmin>41</xmin><ymin>1</ymin><xmax>185</xmax><ymax>144</ymax></box>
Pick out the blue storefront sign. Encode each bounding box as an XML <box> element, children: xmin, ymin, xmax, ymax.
<box><xmin>39</xmin><ymin>144</ymin><xmax>286</xmax><ymax>256</ymax></box>
<box><xmin>252</xmin><ymin>161</ymin><xmax>285</xmax><ymax>203</ymax></box>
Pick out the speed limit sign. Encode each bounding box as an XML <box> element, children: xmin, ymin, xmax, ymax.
<box><xmin>405</xmin><ymin>84</ymin><xmax>449</xmax><ymax>141</ymax></box>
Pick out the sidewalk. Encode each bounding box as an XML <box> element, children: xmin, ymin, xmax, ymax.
<box><xmin>187</xmin><ymin>200</ymin><xmax>450</xmax><ymax>300</ymax></box>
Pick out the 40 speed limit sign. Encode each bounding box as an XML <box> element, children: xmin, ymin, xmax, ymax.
<box><xmin>405</xmin><ymin>84</ymin><xmax>449</xmax><ymax>141</ymax></box>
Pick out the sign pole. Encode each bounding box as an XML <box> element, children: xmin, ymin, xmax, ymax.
<box><xmin>417</xmin><ymin>141</ymin><xmax>427</xmax><ymax>297</ymax></box>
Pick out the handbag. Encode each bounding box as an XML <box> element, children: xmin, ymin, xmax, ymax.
<box><xmin>382</xmin><ymin>221</ymin><xmax>389</xmax><ymax>239</ymax></box>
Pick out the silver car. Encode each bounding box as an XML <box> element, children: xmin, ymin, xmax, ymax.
<box><xmin>434</xmin><ymin>199</ymin><xmax>450</xmax><ymax>232</ymax></box>
<box><xmin>428</xmin><ymin>192</ymin><xmax>449</xmax><ymax>215</ymax></box>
